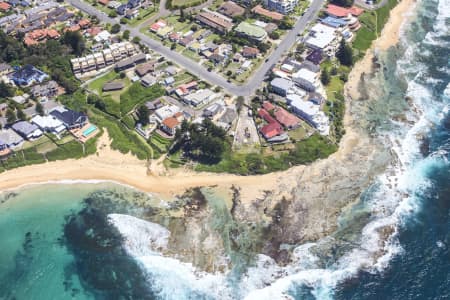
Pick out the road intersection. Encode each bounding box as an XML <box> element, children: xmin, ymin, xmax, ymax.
<box><xmin>67</xmin><ymin>0</ymin><xmax>326</xmax><ymax>96</ymax></box>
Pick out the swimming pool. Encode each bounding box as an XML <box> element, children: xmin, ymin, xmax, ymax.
<box><xmin>82</xmin><ymin>125</ymin><xmax>97</xmax><ymax>137</ymax></box>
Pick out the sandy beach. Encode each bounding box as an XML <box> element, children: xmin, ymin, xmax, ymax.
<box><xmin>0</xmin><ymin>0</ymin><xmax>415</xmax><ymax>228</ymax></box>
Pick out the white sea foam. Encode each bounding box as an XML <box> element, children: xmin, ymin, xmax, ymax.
<box><xmin>107</xmin><ymin>213</ymin><xmax>233</xmax><ymax>300</ymax></box>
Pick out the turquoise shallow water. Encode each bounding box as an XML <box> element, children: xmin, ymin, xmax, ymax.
<box><xmin>0</xmin><ymin>183</ymin><xmax>112</xmax><ymax>300</ymax></box>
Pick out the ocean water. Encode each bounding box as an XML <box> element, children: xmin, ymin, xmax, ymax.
<box><xmin>0</xmin><ymin>0</ymin><xmax>449</xmax><ymax>299</ymax></box>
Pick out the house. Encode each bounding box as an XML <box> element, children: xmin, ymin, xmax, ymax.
<box><xmin>179</xmin><ymin>35</ymin><xmax>194</xmax><ymax>47</ymax></box>
<box><xmin>0</xmin><ymin>128</ymin><xmax>23</xmax><ymax>149</ymax></box>
<box><xmin>150</xmin><ymin>20</ymin><xmax>166</xmax><ymax>32</ymax></box>
<box><xmin>287</xmin><ymin>93</ymin><xmax>330</xmax><ymax>135</ymax></box>
<box><xmin>11</xmin><ymin>94</ymin><xmax>30</xmax><ymax>105</ymax></box>
<box><xmin>203</xmin><ymin>102</ymin><xmax>224</xmax><ymax>118</ymax></box>
<box><xmin>274</xmin><ymin>107</ymin><xmax>300</xmax><ymax>129</ymax></box>
<box><xmin>0</xmin><ymin>63</ymin><xmax>12</xmax><ymax>76</ymax></box>
<box><xmin>183</xmin><ymin>89</ymin><xmax>219</xmax><ymax>107</ymax></box>
<box><xmin>78</xmin><ymin>19</ymin><xmax>91</xmax><ymax>29</ymax></box>
<box><xmin>217</xmin><ymin>1</ymin><xmax>245</xmax><ymax>18</ymax></box>
<box><xmin>260</xmin><ymin>122</ymin><xmax>284</xmax><ymax>140</ymax></box>
<box><xmin>108</xmin><ymin>1</ymin><xmax>122</xmax><ymax>9</ymax></box>
<box><xmin>145</xmin><ymin>98</ymin><xmax>162</xmax><ymax>111</ymax></box>
<box><xmin>266</xmin><ymin>0</ymin><xmax>298</xmax><ymax>15</ymax></box>
<box><xmin>306</xmin><ymin>49</ymin><xmax>323</xmax><ymax>65</ymax></box>
<box><xmin>292</xmin><ymin>68</ymin><xmax>319</xmax><ymax>92</ymax></box>
<box><xmin>141</xmin><ymin>74</ymin><xmax>156</xmax><ymax>87</ymax></box>
<box><xmin>102</xmin><ymin>81</ymin><xmax>124</xmax><ymax>92</ymax></box>
<box><xmin>175</xmin><ymin>81</ymin><xmax>198</xmax><ymax>97</ymax></box>
<box><xmin>11</xmin><ymin>65</ymin><xmax>49</xmax><ymax>86</ymax></box>
<box><xmin>305</xmin><ymin>23</ymin><xmax>337</xmax><ymax>50</ymax></box>
<box><xmin>135</xmin><ymin>61</ymin><xmax>156</xmax><ymax>77</ymax></box>
<box><xmin>235</xmin><ymin>22</ymin><xmax>267</xmax><ymax>42</ymax></box>
<box><xmin>160</xmin><ymin>116</ymin><xmax>180</xmax><ymax>135</ymax></box>
<box><xmin>30</xmin><ymin>80</ymin><xmax>58</xmax><ymax>98</ymax></box>
<box><xmin>251</xmin><ymin>5</ymin><xmax>283</xmax><ymax>22</ymax></box>
<box><xmin>325</xmin><ymin>4</ymin><xmax>364</xmax><ymax>18</ymax></box>
<box><xmin>270</xmin><ymin>77</ymin><xmax>294</xmax><ymax>96</ymax></box>
<box><xmin>50</xmin><ymin>107</ymin><xmax>88</xmax><ymax>130</ymax></box>
<box><xmin>31</xmin><ymin>115</ymin><xmax>66</xmax><ymax>135</ymax></box>
<box><xmin>164</xmin><ymin>76</ymin><xmax>175</xmax><ymax>86</ymax></box>
<box><xmin>156</xmin><ymin>25</ymin><xmax>173</xmax><ymax>38</ymax></box>
<box><xmin>98</xmin><ymin>0</ymin><xmax>109</xmax><ymax>6</ymax></box>
<box><xmin>217</xmin><ymin>108</ymin><xmax>237</xmax><ymax>131</ymax></box>
<box><xmin>0</xmin><ymin>2</ymin><xmax>11</xmax><ymax>11</ymax></box>
<box><xmin>262</xmin><ymin>101</ymin><xmax>275</xmax><ymax>112</ymax></box>
<box><xmin>165</xmin><ymin>66</ymin><xmax>177</xmax><ymax>76</ymax></box>
<box><xmin>114</xmin><ymin>53</ymin><xmax>147</xmax><ymax>71</ymax></box>
<box><xmin>11</xmin><ymin>120</ymin><xmax>43</xmax><ymax>140</ymax></box>
<box><xmin>116</xmin><ymin>4</ymin><xmax>127</xmax><ymax>15</ymax></box>
<box><xmin>195</xmin><ymin>9</ymin><xmax>233</xmax><ymax>33</ymax></box>
<box><xmin>242</xmin><ymin>46</ymin><xmax>260</xmax><ymax>58</ymax></box>
<box><xmin>154</xmin><ymin>105</ymin><xmax>180</xmax><ymax>123</ymax></box>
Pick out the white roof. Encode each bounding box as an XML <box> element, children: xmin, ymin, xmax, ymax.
<box><xmin>184</xmin><ymin>89</ymin><xmax>216</xmax><ymax>105</ymax></box>
<box><xmin>95</xmin><ymin>30</ymin><xmax>111</xmax><ymax>42</ymax></box>
<box><xmin>281</xmin><ymin>64</ymin><xmax>294</xmax><ymax>72</ymax></box>
<box><xmin>306</xmin><ymin>23</ymin><xmax>336</xmax><ymax>49</ymax></box>
<box><xmin>31</xmin><ymin>115</ymin><xmax>65</xmax><ymax>131</ymax></box>
<box><xmin>155</xmin><ymin>105</ymin><xmax>180</xmax><ymax>121</ymax></box>
<box><xmin>253</xmin><ymin>20</ymin><xmax>267</xmax><ymax>28</ymax></box>
<box><xmin>293</xmin><ymin>68</ymin><xmax>317</xmax><ymax>84</ymax></box>
<box><xmin>242</xmin><ymin>60</ymin><xmax>252</xmax><ymax>69</ymax></box>
<box><xmin>289</xmin><ymin>95</ymin><xmax>320</xmax><ymax>116</ymax></box>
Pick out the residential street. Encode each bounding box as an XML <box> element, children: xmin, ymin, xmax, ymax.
<box><xmin>66</xmin><ymin>0</ymin><xmax>325</xmax><ymax>96</ymax></box>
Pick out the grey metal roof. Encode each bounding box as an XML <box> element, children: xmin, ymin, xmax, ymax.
<box><xmin>11</xmin><ymin>121</ymin><xmax>39</xmax><ymax>136</ymax></box>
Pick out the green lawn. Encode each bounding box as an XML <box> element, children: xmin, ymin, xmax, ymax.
<box><xmin>120</xmin><ymin>82</ymin><xmax>165</xmax><ymax>115</ymax></box>
<box><xmin>181</xmin><ymin>49</ymin><xmax>202</xmax><ymax>62</ymax></box>
<box><xmin>88</xmin><ymin>71</ymin><xmax>119</xmax><ymax>94</ymax></box>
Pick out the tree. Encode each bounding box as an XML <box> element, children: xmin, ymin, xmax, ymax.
<box><xmin>236</xmin><ymin>96</ymin><xmax>245</xmax><ymax>113</ymax></box>
<box><xmin>179</xmin><ymin>8</ymin><xmax>185</xmax><ymax>22</ymax></box>
<box><xmin>269</xmin><ymin>31</ymin><xmax>280</xmax><ymax>40</ymax></box>
<box><xmin>191</xmin><ymin>24</ymin><xmax>198</xmax><ymax>32</ymax></box>
<box><xmin>122</xmin><ymin>30</ymin><xmax>130</xmax><ymax>40</ymax></box>
<box><xmin>110</xmin><ymin>24</ymin><xmax>121</xmax><ymax>34</ymax></box>
<box><xmin>280</xmin><ymin>16</ymin><xmax>294</xmax><ymax>30</ymax></box>
<box><xmin>62</xmin><ymin>31</ymin><xmax>85</xmax><ymax>56</ymax></box>
<box><xmin>331</xmin><ymin>0</ymin><xmax>354</xmax><ymax>7</ymax></box>
<box><xmin>136</xmin><ymin>105</ymin><xmax>149</xmax><ymax>125</ymax></box>
<box><xmin>132</xmin><ymin>36</ymin><xmax>141</xmax><ymax>44</ymax></box>
<box><xmin>336</xmin><ymin>39</ymin><xmax>353</xmax><ymax>66</ymax></box>
<box><xmin>120</xmin><ymin>18</ymin><xmax>128</xmax><ymax>24</ymax></box>
<box><xmin>171</xmin><ymin>42</ymin><xmax>177</xmax><ymax>50</ymax></box>
<box><xmin>35</xmin><ymin>101</ymin><xmax>44</xmax><ymax>116</ymax></box>
<box><xmin>108</xmin><ymin>10</ymin><xmax>118</xmax><ymax>18</ymax></box>
<box><xmin>16</xmin><ymin>108</ymin><xmax>26</xmax><ymax>121</ymax></box>
<box><xmin>257</xmin><ymin>42</ymin><xmax>271</xmax><ymax>54</ymax></box>
<box><xmin>6</xmin><ymin>108</ymin><xmax>16</xmax><ymax>124</ymax></box>
<box><xmin>320</xmin><ymin>68</ymin><xmax>330</xmax><ymax>85</ymax></box>
<box><xmin>0</xmin><ymin>82</ymin><xmax>14</xmax><ymax>98</ymax></box>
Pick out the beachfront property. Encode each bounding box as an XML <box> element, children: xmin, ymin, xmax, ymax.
<box><xmin>50</xmin><ymin>107</ymin><xmax>88</xmax><ymax>130</ymax></box>
<box><xmin>270</xmin><ymin>77</ymin><xmax>295</xmax><ymax>96</ymax></box>
<box><xmin>11</xmin><ymin>120</ymin><xmax>43</xmax><ymax>140</ymax></box>
<box><xmin>0</xmin><ymin>63</ymin><xmax>13</xmax><ymax>76</ymax></box>
<box><xmin>195</xmin><ymin>9</ymin><xmax>234</xmax><ymax>33</ymax></box>
<box><xmin>304</xmin><ymin>23</ymin><xmax>338</xmax><ymax>52</ymax></box>
<box><xmin>0</xmin><ymin>128</ymin><xmax>24</xmax><ymax>149</ymax></box>
<box><xmin>31</xmin><ymin>115</ymin><xmax>66</xmax><ymax>135</ymax></box>
<box><xmin>265</xmin><ymin>0</ymin><xmax>298</xmax><ymax>15</ymax></box>
<box><xmin>287</xmin><ymin>93</ymin><xmax>330</xmax><ymax>135</ymax></box>
<box><xmin>235</xmin><ymin>21</ymin><xmax>268</xmax><ymax>42</ymax></box>
<box><xmin>160</xmin><ymin>112</ymin><xmax>184</xmax><ymax>136</ymax></box>
<box><xmin>153</xmin><ymin>105</ymin><xmax>181</xmax><ymax>123</ymax></box>
<box><xmin>292</xmin><ymin>68</ymin><xmax>319</xmax><ymax>92</ymax></box>
<box><xmin>10</xmin><ymin>65</ymin><xmax>49</xmax><ymax>86</ymax></box>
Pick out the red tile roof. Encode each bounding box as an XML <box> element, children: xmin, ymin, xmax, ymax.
<box><xmin>261</xmin><ymin>122</ymin><xmax>283</xmax><ymax>139</ymax></box>
<box><xmin>78</xmin><ymin>19</ymin><xmax>91</xmax><ymax>28</ymax></box>
<box><xmin>262</xmin><ymin>101</ymin><xmax>275</xmax><ymax>112</ymax></box>
<box><xmin>274</xmin><ymin>107</ymin><xmax>300</xmax><ymax>128</ymax></box>
<box><xmin>258</xmin><ymin>108</ymin><xmax>277</xmax><ymax>124</ymax></box>
<box><xmin>162</xmin><ymin>117</ymin><xmax>180</xmax><ymax>129</ymax></box>
<box><xmin>326</xmin><ymin>4</ymin><xmax>364</xmax><ymax>18</ymax></box>
<box><xmin>0</xmin><ymin>2</ymin><xmax>11</xmax><ymax>11</ymax></box>
<box><xmin>242</xmin><ymin>46</ymin><xmax>260</xmax><ymax>57</ymax></box>
<box><xmin>251</xmin><ymin>5</ymin><xmax>283</xmax><ymax>21</ymax></box>
<box><xmin>98</xmin><ymin>0</ymin><xmax>109</xmax><ymax>5</ymax></box>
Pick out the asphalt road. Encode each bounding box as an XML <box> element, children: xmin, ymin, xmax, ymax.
<box><xmin>66</xmin><ymin>0</ymin><xmax>325</xmax><ymax>96</ymax></box>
